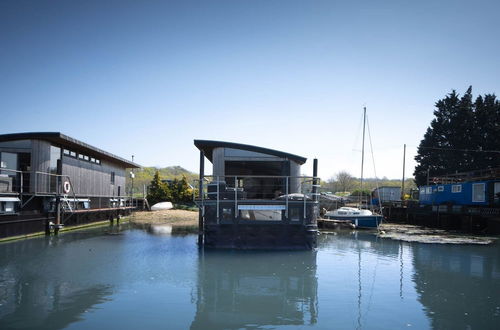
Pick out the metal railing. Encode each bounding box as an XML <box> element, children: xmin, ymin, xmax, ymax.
<box><xmin>0</xmin><ymin>169</ymin><xmax>143</xmax><ymax>215</ymax></box>
<box><xmin>0</xmin><ymin>168</ymin><xmax>27</xmax><ymax>194</ymax></box>
<box><xmin>193</xmin><ymin>175</ymin><xmax>320</xmax><ymax>222</ymax></box>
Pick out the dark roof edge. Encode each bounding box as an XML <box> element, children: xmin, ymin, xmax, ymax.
<box><xmin>194</xmin><ymin>139</ymin><xmax>307</xmax><ymax>165</ymax></box>
<box><xmin>0</xmin><ymin>132</ymin><xmax>140</xmax><ymax>168</ymax></box>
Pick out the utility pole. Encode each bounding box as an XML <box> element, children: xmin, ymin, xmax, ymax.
<box><xmin>131</xmin><ymin>155</ymin><xmax>135</xmax><ymax>206</ymax></box>
<box><xmin>401</xmin><ymin>144</ymin><xmax>406</xmax><ymax>200</ymax></box>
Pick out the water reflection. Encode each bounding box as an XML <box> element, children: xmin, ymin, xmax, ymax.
<box><xmin>0</xmin><ymin>226</ymin><xmax>499</xmax><ymax>329</ymax></box>
<box><xmin>412</xmin><ymin>242</ymin><xmax>500</xmax><ymax>329</ymax></box>
<box><xmin>0</xmin><ymin>228</ymin><xmax>116</xmax><ymax>329</ymax></box>
<box><xmin>191</xmin><ymin>250</ymin><xmax>318</xmax><ymax>329</ymax></box>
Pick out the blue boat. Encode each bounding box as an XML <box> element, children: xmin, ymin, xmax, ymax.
<box><xmin>324</xmin><ymin>207</ymin><xmax>383</xmax><ymax>229</ymax></box>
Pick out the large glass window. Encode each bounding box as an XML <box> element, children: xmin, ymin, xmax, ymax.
<box><xmin>49</xmin><ymin>146</ymin><xmax>61</xmax><ymax>192</ymax></box>
<box><xmin>472</xmin><ymin>183</ymin><xmax>485</xmax><ymax>202</ymax></box>
<box><xmin>0</xmin><ymin>152</ymin><xmax>18</xmax><ymax>193</ymax></box>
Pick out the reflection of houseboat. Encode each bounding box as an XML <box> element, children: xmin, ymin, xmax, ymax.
<box><xmin>194</xmin><ymin>140</ymin><xmax>320</xmax><ymax>249</ymax></box>
<box><xmin>412</xmin><ymin>242</ymin><xmax>500</xmax><ymax>329</ymax></box>
<box><xmin>190</xmin><ymin>250</ymin><xmax>318</xmax><ymax>329</ymax></box>
<box><xmin>0</xmin><ymin>132</ymin><xmax>140</xmax><ymax>237</ymax></box>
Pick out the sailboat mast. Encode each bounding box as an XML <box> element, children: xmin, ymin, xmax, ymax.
<box><xmin>360</xmin><ymin>107</ymin><xmax>366</xmax><ymax>205</ymax></box>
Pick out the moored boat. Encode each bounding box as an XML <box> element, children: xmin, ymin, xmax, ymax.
<box><xmin>324</xmin><ymin>207</ymin><xmax>382</xmax><ymax>229</ymax></box>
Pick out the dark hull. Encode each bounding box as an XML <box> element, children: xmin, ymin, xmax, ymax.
<box><xmin>203</xmin><ymin>224</ymin><xmax>318</xmax><ymax>250</ymax></box>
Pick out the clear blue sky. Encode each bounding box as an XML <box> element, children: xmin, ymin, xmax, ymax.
<box><xmin>1</xmin><ymin>0</ymin><xmax>499</xmax><ymax>180</ymax></box>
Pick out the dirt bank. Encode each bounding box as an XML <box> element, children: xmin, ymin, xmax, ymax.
<box><xmin>130</xmin><ymin>209</ymin><xmax>199</xmax><ymax>227</ymax></box>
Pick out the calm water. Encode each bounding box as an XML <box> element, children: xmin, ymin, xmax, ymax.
<box><xmin>0</xmin><ymin>225</ymin><xmax>499</xmax><ymax>330</ymax></box>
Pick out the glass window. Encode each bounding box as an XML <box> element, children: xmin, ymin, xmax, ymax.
<box><xmin>83</xmin><ymin>155</ymin><xmax>89</xmax><ymax>161</ymax></box>
<box><xmin>111</xmin><ymin>171</ymin><xmax>115</xmax><ymax>184</ymax></box>
<box><xmin>222</xmin><ymin>208</ymin><xmax>233</xmax><ymax>220</ymax></box>
<box><xmin>289</xmin><ymin>208</ymin><xmax>301</xmax><ymax>221</ymax></box>
<box><xmin>426</xmin><ymin>187</ymin><xmax>432</xmax><ymax>194</ymax></box>
<box><xmin>452</xmin><ymin>185</ymin><xmax>462</xmax><ymax>193</ymax></box>
<box><xmin>49</xmin><ymin>146</ymin><xmax>61</xmax><ymax>193</ymax></box>
<box><xmin>49</xmin><ymin>146</ymin><xmax>61</xmax><ymax>174</ymax></box>
<box><xmin>472</xmin><ymin>183</ymin><xmax>485</xmax><ymax>202</ymax></box>
<box><xmin>63</xmin><ymin>149</ymin><xmax>70</xmax><ymax>156</ymax></box>
<box><xmin>78</xmin><ymin>154</ymin><xmax>84</xmax><ymax>160</ymax></box>
<box><xmin>239</xmin><ymin>210</ymin><xmax>282</xmax><ymax>221</ymax></box>
<box><xmin>70</xmin><ymin>151</ymin><xmax>76</xmax><ymax>157</ymax></box>
<box><xmin>0</xmin><ymin>140</ymin><xmax>31</xmax><ymax>149</ymax></box>
<box><xmin>96</xmin><ymin>159</ymin><xmax>101</xmax><ymax>165</ymax></box>
<box><xmin>90</xmin><ymin>157</ymin><xmax>96</xmax><ymax>163</ymax></box>
<box><xmin>0</xmin><ymin>152</ymin><xmax>18</xmax><ymax>171</ymax></box>
<box><xmin>438</xmin><ymin>186</ymin><xmax>444</xmax><ymax>192</ymax></box>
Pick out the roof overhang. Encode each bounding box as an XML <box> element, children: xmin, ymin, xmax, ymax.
<box><xmin>0</xmin><ymin>132</ymin><xmax>140</xmax><ymax>168</ymax></box>
<box><xmin>194</xmin><ymin>140</ymin><xmax>307</xmax><ymax>165</ymax></box>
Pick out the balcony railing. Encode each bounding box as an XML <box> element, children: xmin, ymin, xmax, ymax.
<box><xmin>194</xmin><ymin>175</ymin><xmax>320</xmax><ymax>223</ymax></box>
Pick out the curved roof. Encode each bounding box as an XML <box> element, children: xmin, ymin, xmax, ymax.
<box><xmin>194</xmin><ymin>140</ymin><xmax>307</xmax><ymax>165</ymax></box>
<box><xmin>0</xmin><ymin>132</ymin><xmax>140</xmax><ymax>168</ymax></box>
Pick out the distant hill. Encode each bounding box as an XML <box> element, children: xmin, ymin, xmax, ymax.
<box><xmin>126</xmin><ymin>166</ymin><xmax>198</xmax><ymax>195</ymax></box>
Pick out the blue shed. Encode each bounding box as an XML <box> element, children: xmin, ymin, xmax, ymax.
<box><xmin>419</xmin><ymin>181</ymin><xmax>492</xmax><ymax>206</ymax></box>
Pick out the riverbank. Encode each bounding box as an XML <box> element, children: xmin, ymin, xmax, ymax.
<box><xmin>130</xmin><ymin>209</ymin><xmax>199</xmax><ymax>228</ymax></box>
<box><xmin>378</xmin><ymin>223</ymin><xmax>497</xmax><ymax>245</ymax></box>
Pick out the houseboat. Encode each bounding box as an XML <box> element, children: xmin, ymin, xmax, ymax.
<box><xmin>0</xmin><ymin>132</ymin><xmax>140</xmax><ymax>238</ymax></box>
<box><xmin>194</xmin><ymin>140</ymin><xmax>320</xmax><ymax>249</ymax></box>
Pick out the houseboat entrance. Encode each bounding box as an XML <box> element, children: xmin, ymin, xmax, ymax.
<box><xmin>194</xmin><ymin>140</ymin><xmax>319</xmax><ymax>250</ymax></box>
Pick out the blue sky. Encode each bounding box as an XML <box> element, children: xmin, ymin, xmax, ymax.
<box><xmin>1</xmin><ymin>0</ymin><xmax>499</xmax><ymax>179</ymax></box>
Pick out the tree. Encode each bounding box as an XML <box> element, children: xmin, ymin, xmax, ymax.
<box><xmin>335</xmin><ymin>170</ymin><xmax>355</xmax><ymax>193</ymax></box>
<box><xmin>146</xmin><ymin>171</ymin><xmax>171</xmax><ymax>205</ymax></box>
<box><xmin>169</xmin><ymin>175</ymin><xmax>193</xmax><ymax>203</ymax></box>
<box><xmin>414</xmin><ymin>87</ymin><xmax>500</xmax><ymax>186</ymax></box>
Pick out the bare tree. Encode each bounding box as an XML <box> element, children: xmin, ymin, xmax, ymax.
<box><xmin>324</xmin><ymin>176</ymin><xmax>338</xmax><ymax>193</ymax></box>
<box><xmin>335</xmin><ymin>170</ymin><xmax>355</xmax><ymax>193</ymax></box>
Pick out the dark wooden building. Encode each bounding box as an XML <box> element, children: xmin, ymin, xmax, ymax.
<box><xmin>194</xmin><ymin>140</ymin><xmax>320</xmax><ymax>249</ymax></box>
<box><xmin>0</xmin><ymin>132</ymin><xmax>140</xmax><ymax>238</ymax></box>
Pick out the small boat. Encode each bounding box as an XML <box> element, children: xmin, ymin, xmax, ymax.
<box><xmin>324</xmin><ymin>107</ymin><xmax>383</xmax><ymax>229</ymax></box>
<box><xmin>324</xmin><ymin>207</ymin><xmax>382</xmax><ymax>229</ymax></box>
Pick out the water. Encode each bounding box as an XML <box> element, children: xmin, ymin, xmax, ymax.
<box><xmin>1</xmin><ymin>225</ymin><xmax>499</xmax><ymax>329</ymax></box>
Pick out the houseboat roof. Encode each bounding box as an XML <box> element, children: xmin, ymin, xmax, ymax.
<box><xmin>194</xmin><ymin>140</ymin><xmax>307</xmax><ymax>165</ymax></box>
<box><xmin>0</xmin><ymin>132</ymin><xmax>140</xmax><ymax>168</ymax></box>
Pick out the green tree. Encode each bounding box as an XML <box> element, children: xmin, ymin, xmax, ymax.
<box><xmin>414</xmin><ymin>87</ymin><xmax>500</xmax><ymax>186</ymax></box>
<box><xmin>146</xmin><ymin>171</ymin><xmax>171</xmax><ymax>205</ymax></box>
<box><xmin>169</xmin><ymin>175</ymin><xmax>192</xmax><ymax>203</ymax></box>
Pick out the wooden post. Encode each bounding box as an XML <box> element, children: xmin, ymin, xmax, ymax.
<box><xmin>198</xmin><ymin>151</ymin><xmax>204</xmax><ymax>246</ymax></box>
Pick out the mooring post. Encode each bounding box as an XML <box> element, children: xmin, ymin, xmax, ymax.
<box><xmin>198</xmin><ymin>151</ymin><xmax>205</xmax><ymax>247</ymax></box>
<box><xmin>54</xmin><ymin>196</ymin><xmax>61</xmax><ymax>235</ymax></box>
<box><xmin>312</xmin><ymin>158</ymin><xmax>318</xmax><ymax>201</ymax></box>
